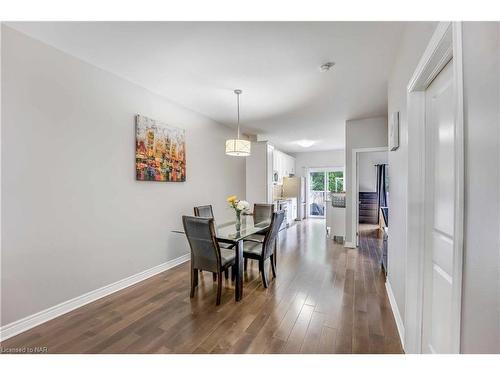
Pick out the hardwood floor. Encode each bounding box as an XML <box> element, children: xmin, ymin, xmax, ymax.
<box><xmin>1</xmin><ymin>220</ymin><xmax>403</xmax><ymax>354</ymax></box>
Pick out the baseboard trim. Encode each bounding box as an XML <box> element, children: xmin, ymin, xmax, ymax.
<box><xmin>385</xmin><ymin>280</ymin><xmax>405</xmax><ymax>351</ymax></box>
<box><xmin>0</xmin><ymin>253</ymin><xmax>190</xmax><ymax>342</ymax></box>
<box><xmin>344</xmin><ymin>241</ymin><xmax>357</xmax><ymax>248</ymax></box>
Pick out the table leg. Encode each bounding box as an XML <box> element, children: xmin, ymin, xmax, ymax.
<box><xmin>235</xmin><ymin>239</ymin><xmax>243</xmax><ymax>301</ymax></box>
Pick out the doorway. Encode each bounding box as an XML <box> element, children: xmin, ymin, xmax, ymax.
<box><xmin>406</xmin><ymin>22</ymin><xmax>464</xmax><ymax>354</ymax></box>
<box><xmin>350</xmin><ymin>147</ymin><xmax>388</xmax><ymax>247</ymax></box>
<box><xmin>357</xmin><ymin>151</ymin><xmax>389</xmax><ymax>226</ymax></box>
<box><xmin>307</xmin><ymin>168</ymin><xmax>344</xmax><ymax>218</ymax></box>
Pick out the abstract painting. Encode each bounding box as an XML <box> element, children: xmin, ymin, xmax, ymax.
<box><xmin>135</xmin><ymin>114</ymin><xmax>186</xmax><ymax>182</ymax></box>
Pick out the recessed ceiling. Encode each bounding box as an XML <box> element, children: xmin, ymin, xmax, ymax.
<box><xmin>6</xmin><ymin>21</ymin><xmax>405</xmax><ymax>153</ymax></box>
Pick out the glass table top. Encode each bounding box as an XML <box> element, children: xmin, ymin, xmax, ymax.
<box><xmin>173</xmin><ymin>214</ymin><xmax>270</xmax><ymax>242</ymax></box>
<box><xmin>216</xmin><ymin>215</ymin><xmax>270</xmax><ymax>241</ymax></box>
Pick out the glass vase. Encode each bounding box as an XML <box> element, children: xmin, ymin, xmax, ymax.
<box><xmin>235</xmin><ymin>210</ymin><xmax>241</xmax><ymax>230</ymax></box>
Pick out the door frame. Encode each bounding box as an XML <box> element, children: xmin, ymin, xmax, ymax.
<box><xmin>305</xmin><ymin>166</ymin><xmax>344</xmax><ymax>219</ymax></box>
<box><xmin>349</xmin><ymin>147</ymin><xmax>388</xmax><ymax>247</ymax></box>
<box><xmin>405</xmin><ymin>21</ymin><xmax>464</xmax><ymax>354</ymax></box>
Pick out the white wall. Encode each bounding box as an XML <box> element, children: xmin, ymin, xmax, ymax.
<box><xmin>0</xmin><ymin>24</ymin><xmax>3</xmax><ymax>330</ymax></box>
<box><xmin>386</xmin><ymin>22</ymin><xmax>437</xmax><ymax>326</ymax></box>
<box><xmin>245</xmin><ymin>141</ymin><xmax>270</xmax><ymax>207</ymax></box>
<box><xmin>358</xmin><ymin>151</ymin><xmax>388</xmax><ymax>192</ymax></box>
<box><xmin>388</xmin><ymin>21</ymin><xmax>500</xmax><ymax>353</ymax></box>
<box><xmin>293</xmin><ymin>150</ymin><xmax>345</xmax><ymax>177</ymax></box>
<box><xmin>344</xmin><ymin>116</ymin><xmax>388</xmax><ymax>244</ymax></box>
<box><xmin>460</xmin><ymin>21</ymin><xmax>500</xmax><ymax>353</ymax></box>
<box><xmin>1</xmin><ymin>26</ymin><xmax>246</xmax><ymax>326</ymax></box>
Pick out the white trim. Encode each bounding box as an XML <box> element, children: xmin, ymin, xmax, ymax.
<box><xmin>407</xmin><ymin>22</ymin><xmax>453</xmax><ymax>92</ymax></box>
<box><xmin>344</xmin><ymin>241</ymin><xmax>356</xmax><ymax>248</ymax></box>
<box><xmin>405</xmin><ymin>21</ymin><xmax>464</xmax><ymax>354</ymax></box>
<box><xmin>350</xmin><ymin>146</ymin><xmax>388</xmax><ymax>247</ymax></box>
<box><xmin>0</xmin><ymin>253</ymin><xmax>190</xmax><ymax>342</ymax></box>
<box><xmin>450</xmin><ymin>22</ymin><xmax>465</xmax><ymax>355</ymax></box>
<box><xmin>386</xmin><ymin>280</ymin><xmax>405</xmax><ymax>351</ymax></box>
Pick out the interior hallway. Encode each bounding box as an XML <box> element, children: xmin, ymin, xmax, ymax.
<box><xmin>1</xmin><ymin>220</ymin><xmax>402</xmax><ymax>354</ymax></box>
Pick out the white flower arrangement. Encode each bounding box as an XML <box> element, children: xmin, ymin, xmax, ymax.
<box><xmin>227</xmin><ymin>195</ymin><xmax>250</xmax><ymax>213</ymax></box>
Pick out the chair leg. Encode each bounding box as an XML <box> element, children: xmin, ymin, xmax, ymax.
<box><xmin>260</xmin><ymin>260</ymin><xmax>268</xmax><ymax>288</ymax></box>
<box><xmin>274</xmin><ymin>237</ymin><xmax>278</xmax><ymax>266</ymax></box>
<box><xmin>270</xmin><ymin>255</ymin><xmax>277</xmax><ymax>278</ymax></box>
<box><xmin>244</xmin><ymin>258</ymin><xmax>248</xmax><ymax>271</ymax></box>
<box><xmin>231</xmin><ymin>265</ymin><xmax>236</xmax><ymax>281</ymax></box>
<box><xmin>213</xmin><ymin>273</ymin><xmax>217</xmax><ymax>282</ymax></box>
<box><xmin>216</xmin><ymin>271</ymin><xmax>222</xmax><ymax>305</ymax></box>
<box><xmin>224</xmin><ymin>269</ymin><xmax>229</xmax><ymax>280</ymax></box>
<box><xmin>190</xmin><ymin>267</ymin><xmax>198</xmax><ymax>298</ymax></box>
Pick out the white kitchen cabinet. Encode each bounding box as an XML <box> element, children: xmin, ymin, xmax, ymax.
<box><xmin>285</xmin><ymin>153</ymin><xmax>295</xmax><ymax>176</ymax></box>
<box><xmin>289</xmin><ymin>155</ymin><xmax>296</xmax><ymax>175</ymax></box>
<box><xmin>272</xmin><ymin>149</ymin><xmax>296</xmax><ymax>184</ymax></box>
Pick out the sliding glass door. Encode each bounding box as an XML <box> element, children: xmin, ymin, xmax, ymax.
<box><xmin>308</xmin><ymin>168</ymin><xmax>344</xmax><ymax>218</ymax></box>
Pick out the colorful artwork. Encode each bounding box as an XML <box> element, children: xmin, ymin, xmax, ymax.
<box><xmin>135</xmin><ymin>115</ymin><xmax>186</xmax><ymax>182</ymax></box>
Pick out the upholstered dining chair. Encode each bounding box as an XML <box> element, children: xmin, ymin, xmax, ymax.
<box><xmin>193</xmin><ymin>205</ymin><xmax>214</xmax><ymax>219</ymax></box>
<box><xmin>244</xmin><ymin>203</ymin><xmax>274</xmax><ymax>243</ymax></box>
<box><xmin>182</xmin><ymin>216</ymin><xmax>236</xmax><ymax>305</ymax></box>
<box><xmin>193</xmin><ymin>205</ymin><xmax>234</xmax><ymax>281</ymax></box>
<box><xmin>254</xmin><ymin>203</ymin><xmax>274</xmax><ymax>225</ymax></box>
<box><xmin>242</xmin><ymin>210</ymin><xmax>285</xmax><ymax>288</ymax></box>
<box><xmin>243</xmin><ymin>203</ymin><xmax>274</xmax><ymax>270</ymax></box>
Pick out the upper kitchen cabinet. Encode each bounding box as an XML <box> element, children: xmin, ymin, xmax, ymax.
<box><xmin>273</xmin><ymin>149</ymin><xmax>296</xmax><ymax>184</ymax></box>
<box><xmin>285</xmin><ymin>153</ymin><xmax>296</xmax><ymax>176</ymax></box>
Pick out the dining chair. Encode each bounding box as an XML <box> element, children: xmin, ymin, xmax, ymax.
<box><xmin>253</xmin><ymin>203</ymin><xmax>274</xmax><ymax>226</ymax></box>
<box><xmin>244</xmin><ymin>203</ymin><xmax>274</xmax><ymax>243</ymax></box>
<box><xmin>182</xmin><ymin>215</ymin><xmax>236</xmax><ymax>305</ymax></box>
<box><xmin>193</xmin><ymin>205</ymin><xmax>214</xmax><ymax>218</ymax></box>
<box><xmin>242</xmin><ymin>210</ymin><xmax>285</xmax><ymax>288</ymax></box>
<box><xmin>243</xmin><ymin>203</ymin><xmax>274</xmax><ymax>270</ymax></box>
<box><xmin>193</xmin><ymin>205</ymin><xmax>234</xmax><ymax>281</ymax></box>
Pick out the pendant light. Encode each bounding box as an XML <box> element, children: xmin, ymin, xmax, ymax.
<box><xmin>225</xmin><ymin>89</ymin><xmax>251</xmax><ymax>156</ymax></box>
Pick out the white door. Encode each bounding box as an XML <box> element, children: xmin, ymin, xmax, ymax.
<box><xmin>308</xmin><ymin>169</ymin><xmax>344</xmax><ymax>218</ymax></box>
<box><xmin>422</xmin><ymin>59</ymin><xmax>457</xmax><ymax>353</ymax></box>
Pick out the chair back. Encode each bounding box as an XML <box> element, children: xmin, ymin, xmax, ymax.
<box><xmin>253</xmin><ymin>203</ymin><xmax>274</xmax><ymax>225</ymax></box>
<box><xmin>262</xmin><ymin>210</ymin><xmax>285</xmax><ymax>260</ymax></box>
<box><xmin>194</xmin><ymin>205</ymin><xmax>214</xmax><ymax>219</ymax></box>
<box><xmin>182</xmin><ymin>216</ymin><xmax>221</xmax><ymax>273</ymax></box>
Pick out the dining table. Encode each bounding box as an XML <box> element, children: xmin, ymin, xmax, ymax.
<box><xmin>173</xmin><ymin>214</ymin><xmax>272</xmax><ymax>302</ymax></box>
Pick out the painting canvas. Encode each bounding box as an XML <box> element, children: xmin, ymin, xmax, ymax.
<box><xmin>135</xmin><ymin>115</ymin><xmax>186</xmax><ymax>182</ymax></box>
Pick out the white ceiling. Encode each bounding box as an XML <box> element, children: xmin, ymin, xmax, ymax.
<box><xmin>7</xmin><ymin>22</ymin><xmax>405</xmax><ymax>153</ymax></box>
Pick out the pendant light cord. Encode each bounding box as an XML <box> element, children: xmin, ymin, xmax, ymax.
<box><xmin>236</xmin><ymin>91</ymin><xmax>240</xmax><ymax>139</ymax></box>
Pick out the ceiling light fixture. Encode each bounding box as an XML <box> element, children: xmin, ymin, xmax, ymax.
<box><xmin>319</xmin><ymin>62</ymin><xmax>335</xmax><ymax>72</ymax></box>
<box><xmin>295</xmin><ymin>139</ymin><xmax>315</xmax><ymax>148</ymax></box>
<box><xmin>225</xmin><ymin>89</ymin><xmax>251</xmax><ymax>157</ymax></box>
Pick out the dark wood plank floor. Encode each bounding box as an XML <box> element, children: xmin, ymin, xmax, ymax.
<box><xmin>1</xmin><ymin>220</ymin><xmax>403</xmax><ymax>354</ymax></box>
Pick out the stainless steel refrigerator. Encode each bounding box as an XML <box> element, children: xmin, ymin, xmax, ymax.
<box><xmin>282</xmin><ymin>176</ymin><xmax>306</xmax><ymax>220</ymax></box>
